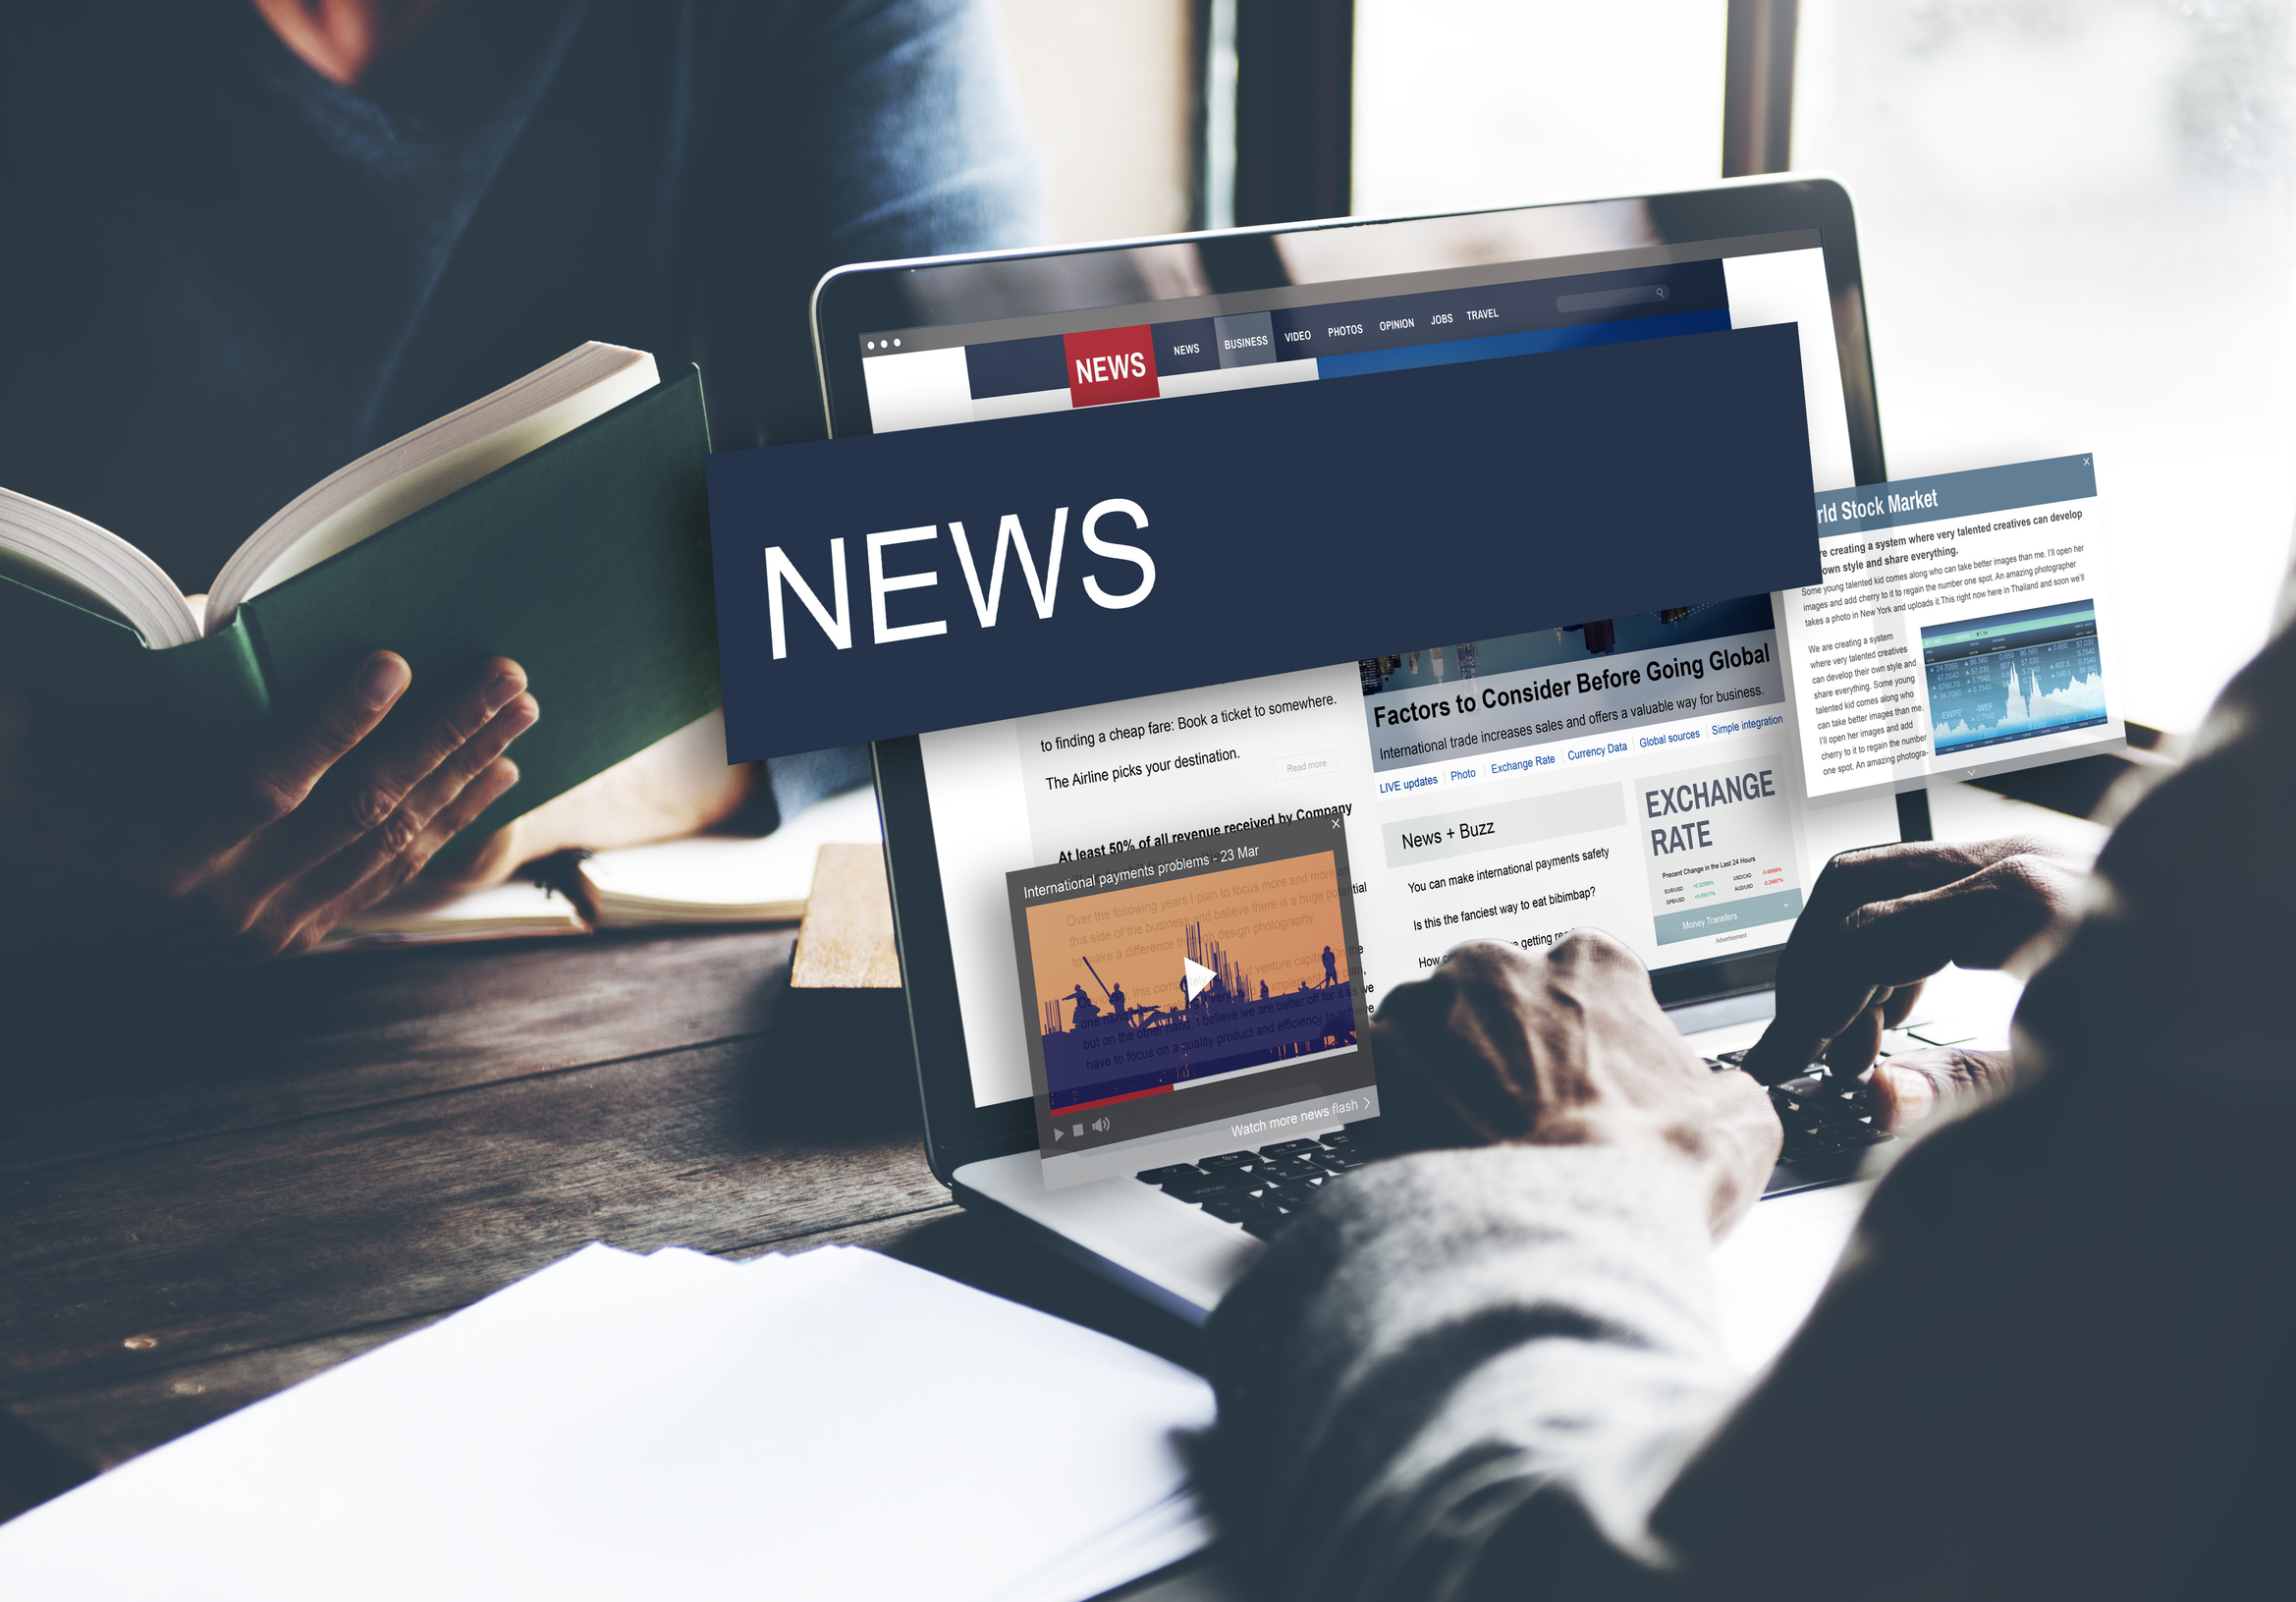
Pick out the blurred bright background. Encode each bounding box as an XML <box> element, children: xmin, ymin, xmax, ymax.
<box><xmin>1352</xmin><ymin>1</ymin><xmax>1726</xmax><ymax>211</ymax></box>
<box><xmin>992</xmin><ymin>0</ymin><xmax>2296</xmax><ymax>736</ymax></box>
<box><xmin>1794</xmin><ymin>0</ymin><xmax>2296</xmax><ymax>734</ymax></box>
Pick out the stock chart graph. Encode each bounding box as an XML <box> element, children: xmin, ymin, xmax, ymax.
<box><xmin>1923</xmin><ymin>601</ymin><xmax>2108</xmax><ymax>755</ymax></box>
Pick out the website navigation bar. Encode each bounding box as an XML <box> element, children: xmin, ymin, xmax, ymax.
<box><xmin>914</xmin><ymin>258</ymin><xmax>1728</xmax><ymax>412</ymax></box>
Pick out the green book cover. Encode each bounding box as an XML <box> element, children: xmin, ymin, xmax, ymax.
<box><xmin>0</xmin><ymin>370</ymin><xmax>720</xmax><ymax>847</ymax></box>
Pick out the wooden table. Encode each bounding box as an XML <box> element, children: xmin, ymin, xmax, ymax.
<box><xmin>0</xmin><ymin>927</ymin><xmax>1206</xmax><ymax>1532</ymax></box>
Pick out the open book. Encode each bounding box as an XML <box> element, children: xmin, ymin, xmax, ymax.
<box><xmin>575</xmin><ymin>782</ymin><xmax>883</xmax><ymax>926</ymax></box>
<box><xmin>0</xmin><ymin>345</ymin><xmax>658</xmax><ymax>649</ymax></box>
<box><xmin>318</xmin><ymin>880</ymin><xmax>590</xmax><ymax>951</ymax></box>
<box><xmin>0</xmin><ymin>346</ymin><xmax>721</xmax><ymax>843</ymax></box>
<box><xmin>319</xmin><ymin>785</ymin><xmax>884</xmax><ymax>948</ymax></box>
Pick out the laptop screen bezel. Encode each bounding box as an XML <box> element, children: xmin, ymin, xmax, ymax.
<box><xmin>818</xmin><ymin>175</ymin><xmax>1888</xmax><ymax>1184</ymax></box>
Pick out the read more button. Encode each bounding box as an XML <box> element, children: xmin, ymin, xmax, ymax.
<box><xmin>1274</xmin><ymin>748</ymin><xmax>1336</xmax><ymax>783</ymax></box>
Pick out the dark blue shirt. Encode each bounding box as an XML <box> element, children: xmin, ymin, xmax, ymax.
<box><xmin>0</xmin><ymin>0</ymin><xmax>1044</xmax><ymax>593</ymax></box>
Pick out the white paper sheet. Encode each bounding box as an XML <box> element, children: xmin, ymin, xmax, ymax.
<box><xmin>0</xmin><ymin>1244</ymin><xmax>1213</xmax><ymax>1602</ymax></box>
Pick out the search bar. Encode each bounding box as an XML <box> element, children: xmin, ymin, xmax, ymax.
<box><xmin>1556</xmin><ymin>284</ymin><xmax>1670</xmax><ymax>312</ymax></box>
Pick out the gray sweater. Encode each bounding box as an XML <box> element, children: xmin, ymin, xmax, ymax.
<box><xmin>1205</xmin><ymin>623</ymin><xmax>2296</xmax><ymax>1600</ymax></box>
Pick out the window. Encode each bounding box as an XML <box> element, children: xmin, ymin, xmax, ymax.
<box><xmin>995</xmin><ymin>1</ymin><xmax>1198</xmax><ymax>244</ymax></box>
<box><xmin>1794</xmin><ymin>0</ymin><xmax>2296</xmax><ymax>733</ymax></box>
<box><xmin>1351</xmin><ymin>1</ymin><xmax>1728</xmax><ymax>215</ymax></box>
<box><xmin>1006</xmin><ymin>0</ymin><xmax>2293</xmax><ymax>732</ymax></box>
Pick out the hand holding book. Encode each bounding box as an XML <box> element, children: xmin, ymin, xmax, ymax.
<box><xmin>434</xmin><ymin>709</ymin><xmax>756</xmax><ymax>892</ymax></box>
<box><xmin>0</xmin><ymin>651</ymin><xmax>535</xmax><ymax>974</ymax></box>
<box><xmin>0</xmin><ymin>343</ymin><xmax>719</xmax><ymax>855</ymax></box>
<box><xmin>0</xmin><ymin>341</ymin><xmax>725</xmax><ymax>968</ymax></box>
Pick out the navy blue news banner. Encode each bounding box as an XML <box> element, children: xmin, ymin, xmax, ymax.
<box><xmin>707</xmin><ymin>325</ymin><xmax>1818</xmax><ymax>761</ymax></box>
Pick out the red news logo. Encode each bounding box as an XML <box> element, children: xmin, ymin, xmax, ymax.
<box><xmin>1063</xmin><ymin>324</ymin><xmax>1159</xmax><ymax>407</ymax></box>
<box><xmin>1081</xmin><ymin>352</ymin><xmax>1147</xmax><ymax>382</ymax></box>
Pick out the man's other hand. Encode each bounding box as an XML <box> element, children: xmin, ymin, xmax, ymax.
<box><xmin>1739</xmin><ymin>838</ymin><xmax>2084</xmax><ymax>1087</ymax></box>
<box><xmin>431</xmin><ymin>709</ymin><xmax>755</xmax><ymax>890</ymax></box>
<box><xmin>1370</xmin><ymin>934</ymin><xmax>1780</xmax><ymax>1236</ymax></box>
<box><xmin>0</xmin><ymin>651</ymin><xmax>536</xmax><ymax>974</ymax></box>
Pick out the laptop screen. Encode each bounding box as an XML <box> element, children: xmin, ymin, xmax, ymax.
<box><xmin>853</xmin><ymin>227</ymin><xmax>1891</xmax><ymax>1185</ymax></box>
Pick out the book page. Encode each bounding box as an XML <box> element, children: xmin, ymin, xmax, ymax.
<box><xmin>578</xmin><ymin>783</ymin><xmax>883</xmax><ymax>924</ymax></box>
<box><xmin>318</xmin><ymin>880</ymin><xmax>587</xmax><ymax>949</ymax></box>
<box><xmin>0</xmin><ymin>487</ymin><xmax>200</xmax><ymax>648</ymax></box>
<box><xmin>203</xmin><ymin>344</ymin><xmax>658</xmax><ymax>633</ymax></box>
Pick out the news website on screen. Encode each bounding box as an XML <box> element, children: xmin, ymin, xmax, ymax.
<box><xmin>933</xmin><ymin>595</ymin><xmax>1821</xmax><ymax>1187</ymax></box>
<box><xmin>868</xmin><ymin>233</ymin><xmax>2120</xmax><ymax>1187</ymax></box>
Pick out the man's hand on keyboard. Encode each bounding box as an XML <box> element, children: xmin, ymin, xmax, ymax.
<box><xmin>1741</xmin><ymin>837</ymin><xmax>2085</xmax><ymax>1087</ymax></box>
<box><xmin>1865</xmin><ymin>1045</ymin><xmax>2018</xmax><ymax>1133</ymax></box>
<box><xmin>1369</xmin><ymin>933</ymin><xmax>1780</xmax><ymax>1236</ymax></box>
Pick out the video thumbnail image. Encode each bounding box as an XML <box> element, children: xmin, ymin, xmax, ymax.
<box><xmin>1018</xmin><ymin>849</ymin><xmax>1359</xmax><ymax>1117</ymax></box>
<box><xmin>1922</xmin><ymin>600</ymin><xmax>2108</xmax><ymax>755</ymax></box>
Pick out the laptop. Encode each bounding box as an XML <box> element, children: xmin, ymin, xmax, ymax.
<box><xmin>812</xmin><ymin>175</ymin><xmax>2009</xmax><ymax>1328</ymax></box>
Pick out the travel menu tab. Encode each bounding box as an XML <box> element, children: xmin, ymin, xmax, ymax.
<box><xmin>954</xmin><ymin>257</ymin><xmax>1731</xmax><ymax>405</ymax></box>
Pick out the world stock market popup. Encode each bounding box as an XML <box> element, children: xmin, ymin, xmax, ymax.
<box><xmin>1008</xmin><ymin>817</ymin><xmax>1375</xmax><ymax>1187</ymax></box>
<box><xmin>1780</xmin><ymin>455</ymin><xmax>2126</xmax><ymax>802</ymax></box>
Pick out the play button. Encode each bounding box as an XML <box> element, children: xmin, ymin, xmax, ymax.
<box><xmin>1183</xmin><ymin>958</ymin><xmax>1215</xmax><ymax>1003</ymax></box>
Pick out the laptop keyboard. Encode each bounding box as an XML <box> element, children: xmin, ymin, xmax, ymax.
<box><xmin>1133</xmin><ymin>1130</ymin><xmax>1374</xmax><ymax>1241</ymax></box>
<box><xmin>1707</xmin><ymin>1050</ymin><xmax>1896</xmax><ymax>1169</ymax></box>
<box><xmin>1132</xmin><ymin>1039</ymin><xmax>1939</xmax><ymax>1235</ymax></box>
